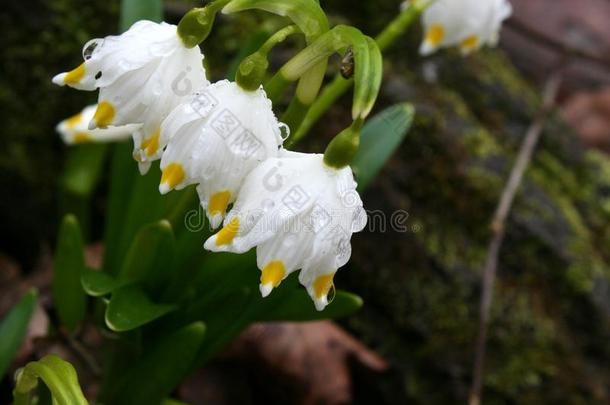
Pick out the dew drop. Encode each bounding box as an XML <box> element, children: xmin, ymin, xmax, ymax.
<box><xmin>82</xmin><ymin>39</ymin><xmax>101</xmax><ymax>60</ymax></box>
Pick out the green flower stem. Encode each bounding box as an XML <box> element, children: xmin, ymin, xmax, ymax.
<box><xmin>274</xmin><ymin>25</ymin><xmax>379</xmax><ymax>136</ymax></box>
<box><xmin>288</xmin><ymin>1</ymin><xmax>430</xmax><ymax>146</ymax></box>
<box><xmin>236</xmin><ymin>25</ymin><xmax>301</xmax><ymax>91</ymax></box>
<box><xmin>224</xmin><ymin>0</ymin><xmax>330</xmax><ymax>129</ymax></box>
<box><xmin>259</xmin><ymin>25</ymin><xmax>301</xmax><ymax>54</ymax></box>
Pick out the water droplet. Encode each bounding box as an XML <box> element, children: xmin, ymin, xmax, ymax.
<box><xmin>82</xmin><ymin>39</ymin><xmax>101</xmax><ymax>60</ymax></box>
<box><xmin>278</xmin><ymin>123</ymin><xmax>290</xmax><ymax>141</ymax></box>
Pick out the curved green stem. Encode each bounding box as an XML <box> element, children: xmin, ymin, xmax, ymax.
<box><xmin>236</xmin><ymin>25</ymin><xmax>302</xmax><ymax>91</ymax></box>
<box><xmin>289</xmin><ymin>1</ymin><xmax>430</xmax><ymax>146</ymax></box>
<box><xmin>259</xmin><ymin>24</ymin><xmax>301</xmax><ymax>54</ymax></box>
<box><xmin>278</xmin><ymin>25</ymin><xmax>380</xmax><ymax>122</ymax></box>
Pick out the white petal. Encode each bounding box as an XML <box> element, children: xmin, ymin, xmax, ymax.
<box><xmin>55</xmin><ymin>105</ymin><xmax>141</xmax><ymax>145</ymax></box>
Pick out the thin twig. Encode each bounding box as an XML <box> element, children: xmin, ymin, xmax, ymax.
<box><xmin>468</xmin><ymin>72</ymin><xmax>563</xmax><ymax>405</ymax></box>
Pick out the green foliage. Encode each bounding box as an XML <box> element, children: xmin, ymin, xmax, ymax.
<box><xmin>105</xmin><ymin>322</ymin><xmax>206</xmax><ymax>405</ymax></box>
<box><xmin>120</xmin><ymin>0</ymin><xmax>162</xmax><ymax>31</ymax></box>
<box><xmin>353</xmin><ymin>103</ymin><xmax>415</xmax><ymax>191</ymax></box>
<box><xmin>52</xmin><ymin>215</ymin><xmax>87</xmax><ymax>331</ymax></box>
<box><xmin>0</xmin><ymin>290</ymin><xmax>37</xmax><ymax>379</ymax></box>
<box><xmin>13</xmin><ymin>354</ymin><xmax>88</xmax><ymax>405</ymax></box>
<box><xmin>105</xmin><ymin>286</ymin><xmax>176</xmax><ymax>332</ymax></box>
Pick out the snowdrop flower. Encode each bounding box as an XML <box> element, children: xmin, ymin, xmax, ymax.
<box><xmin>52</xmin><ymin>20</ymin><xmax>209</xmax><ymax>173</ymax></box>
<box><xmin>420</xmin><ymin>0</ymin><xmax>512</xmax><ymax>56</ymax></box>
<box><xmin>159</xmin><ymin>80</ymin><xmax>285</xmax><ymax>228</ymax></box>
<box><xmin>56</xmin><ymin>105</ymin><xmax>141</xmax><ymax>145</ymax></box>
<box><xmin>204</xmin><ymin>151</ymin><xmax>367</xmax><ymax>311</ymax></box>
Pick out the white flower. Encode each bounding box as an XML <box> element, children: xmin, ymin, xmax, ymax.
<box><xmin>204</xmin><ymin>151</ymin><xmax>367</xmax><ymax>311</ymax></box>
<box><xmin>56</xmin><ymin>105</ymin><xmax>141</xmax><ymax>145</ymax></box>
<box><xmin>158</xmin><ymin>80</ymin><xmax>286</xmax><ymax>229</ymax></box>
<box><xmin>420</xmin><ymin>0</ymin><xmax>512</xmax><ymax>56</ymax></box>
<box><xmin>52</xmin><ymin>20</ymin><xmax>209</xmax><ymax>173</ymax></box>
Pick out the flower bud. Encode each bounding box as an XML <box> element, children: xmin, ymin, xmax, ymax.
<box><xmin>177</xmin><ymin>7</ymin><xmax>216</xmax><ymax>48</ymax></box>
<box><xmin>235</xmin><ymin>52</ymin><xmax>269</xmax><ymax>92</ymax></box>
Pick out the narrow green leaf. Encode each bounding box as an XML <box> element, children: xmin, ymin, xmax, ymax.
<box><xmin>118</xmin><ymin>220</ymin><xmax>175</xmax><ymax>292</ymax></box>
<box><xmin>81</xmin><ymin>269</ymin><xmax>124</xmax><ymax>297</ymax></box>
<box><xmin>13</xmin><ymin>354</ymin><xmax>88</xmax><ymax>405</ymax></box>
<box><xmin>353</xmin><ymin>103</ymin><xmax>415</xmax><ymax>191</ymax></box>
<box><xmin>0</xmin><ymin>290</ymin><xmax>37</xmax><ymax>379</ymax></box>
<box><xmin>258</xmin><ymin>290</ymin><xmax>363</xmax><ymax>322</ymax></box>
<box><xmin>120</xmin><ymin>0</ymin><xmax>162</xmax><ymax>31</ymax></box>
<box><xmin>52</xmin><ymin>215</ymin><xmax>87</xmax><ymax>331</ymax></box>
<box><xmin>105</xmin><ymin>286</ymin><xmax>176</xmax><ymax>332</ymax></box>
<box><xmin>109</xmin><ymin>322</ymin><xmax>205</xmax><ymax>405</ymax></box>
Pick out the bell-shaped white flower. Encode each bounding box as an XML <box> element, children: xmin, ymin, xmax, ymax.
<box><xmin>52</xmin><ymin>20</ymin><xmax>209</xmax><ymax>173</ymax></box>
<box><xmin>56</xmin><ymin>105</ymin><xmax>141</xmax><ymax>145</ymax></box>
<box><xmin>204</xmin><ymin>151</ymin><xmax>367</xmax><ymax>311</ymax></box>
<box><xmin>158</xmin><ymin>80</ymin><xmax>285</xmax><ymax>229</ymax></box>
<box><xmin>420</xmin><ymin>0</ymin><xmax>512</xmax><ymax>56</ymax></box>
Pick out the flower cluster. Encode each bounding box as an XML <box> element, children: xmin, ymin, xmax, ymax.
<box><xmin>54</xmin><ymin>20</ymin><xmax>366</xmax><ymax>310</ymax></box>
<box><xmin>419</xmin><ymin>0</ymin><xmax>512</xmax><ymax>56</ymax></box>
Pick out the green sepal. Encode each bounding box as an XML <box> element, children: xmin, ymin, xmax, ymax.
<box><xmin>13</xmin><ymin>354</ymin><xmax>88</xmax><ymax>405</ymax></box>
<box><xmin>52</xmin><ymin>214</ymin><xmax>87</xmax><ymax>331</ymax></box>
<box><xmin>0</xmin><ymin>290</ymin><xmax>37</xmax><ymax>379</ymax></box>
<box><xmin>105</xmin><ymin>286</ymin><xmax>176</xmax><ymax>332</ymax></box>
<box><xmin>353</xmin><ymin>103</ymin><xmax>415</xmax><ymax>191</ymax></box>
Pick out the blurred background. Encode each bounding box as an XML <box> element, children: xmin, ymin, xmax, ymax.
<box><xmin>2</xmin><ymin>0</ymin><xmax>610</xmax><ymax>403</ymax></box>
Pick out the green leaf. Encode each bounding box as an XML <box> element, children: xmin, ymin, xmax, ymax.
<box><xmin>105</xmin><ymin>286</ymin><xmax>176</xmax><ymax>332</ymax></box>
<box><xmin>13</xmin><ymin>354</ymin><xmax>88</xmax><ymax>405</ymax></box>
<box><xmin>52</xmin><ymin>215</ymin><xmax>87</xmax><ymax>331</ymax></box>
<box><xmin>0</xmin><ymin>290</ymin><xmax>37</xmax><ymax>379</ymax></box>
<box><xmin>258</xmin><ymin>290</ymin><xmax>363</xmax><ymax>322</ymax></box>
<box><xmin>118</xmin><ymin>220</ymin><xmax>175</xmax><ymax>292</ymax></box>
<box><xmin>104</xmin><ymin>157</ymin><xmax>166</xmax><ymax>276</ymax></box>
<box><xmin>120</xmin><ymin>0</ymin><xmax>162</xmax><ymax>31</ymax></box>
<box><xmin>81</xmin><ymin>269</ymin><xmax>124</xmax><ymax>297</ymax></box>
<box><xmin>353</xmin><ymin>103</ymin><xmax>415</xmax><ymax>191</ymax></box>
<box><xmin>109</xmin><ymin>322</ymin><xmax>205</xmax><ymax>405</ymax></box>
